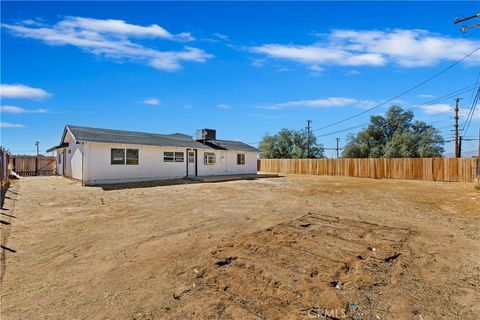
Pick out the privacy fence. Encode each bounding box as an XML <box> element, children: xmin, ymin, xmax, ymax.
<box><xmin>257</xmin><ymin>158</ymin><xmax>478</xmax><ymax>182</ymax></box>
<box><xmin>1</xmin><ymin>150</ymin><xmax>10</xmax><ymax>193</ymax></box>
<box><xmin>11</xmin><ymin>156</ymin><xmax>56</xmax><ymax>176</ymax></box>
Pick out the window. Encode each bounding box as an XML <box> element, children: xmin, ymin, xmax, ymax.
<box><xmin>237</xmin><ymin>154</ymin><xmax>245</xmax><ymax>165</ymax></box>
<box><xmin>188</xmin><ymin>151</ymin><xmax>195</xmax><ymax>163</ymax></box>
<box><xmin>204</xmin><ymin>152</ymin><xmax>216</xmax><ymax>165</ymax></box>
<box><xmin>58</xmin><ymin>154</ymin><xmax>62</xmax><ymax>164</ymax></box>
<box><xmin>174</xmin><ymin>152</ymin><xmax>184</xmax><ymax>162</ymax></box>
<box><xmin>164</xmin><ymin>152</ymin><xmax>174</xmax><ymax>162</ymax></box>
<box><xmin>164</xmin><ymin>151</ymin><xmax>184</xmax><ymax>162</ymax></box>
<box><xmin>111</xmin><ymin>148</ymin><xmax>125</xmax><ymax>165</ymax></box>
<box><xmin>126</xmin><ymin>149</ymin><xmax>139</xmax><ymax>165</ymax></box>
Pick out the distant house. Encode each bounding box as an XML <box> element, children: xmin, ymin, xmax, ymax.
<box><xmin>47</xmin><ymin>125</ymin><xmax>258</xmax><ymax>185</ymax></box>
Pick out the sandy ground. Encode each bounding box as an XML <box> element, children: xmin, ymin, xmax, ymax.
<box><xmin>1</xmin><ymin>175</ymin><xmax>479</xmax><ymax>320</ymax></box>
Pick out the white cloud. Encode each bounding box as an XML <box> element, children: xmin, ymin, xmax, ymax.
<box><xmin>56</xmin><ymin>17</ymin><xmax>193</xmax><ymax>41</ymax></box>
<box><xmin>255</xmin><ymin>97</ymin><xmax>376</xmax><ymax>110</ymax></box>
<box><xmin>251</xmin><ymin>113</ymin><xmax>285</xmax><ymax>120</ymax></box>
<box><xmin>345</xmin><ymin>69</ymin><xmax>361</xmax><ymax>76</ymax></box>
<box><xmin>2</xmin><ymin>17</ymin><xmax>212</xmax><ymax>71</ymax></box>
<box><xmin>0</xmin><ymin>84</ymin><xmax>50</xmax><ymax>99</ymax></box>
<box><xmin>421</xmin><ymin>103</ymin><xmax>452</xmax><ymax>115</ymax></box>
<box><xmin>1</xmin><ymin>105</ymin><xmax>47</xmax><ymax>113</ymax></box>
<box><xmin>141</xmin><ymin>98</ymin><xmax>161</xmax><ymax>105</ymax></box>
<box><xmin>420</xmin><ymin>104</ymin><xmax>479</xmax><ymax>121</ymax></box>
<box><xmin>251</xmin><ymin>29</ymin><xmax>480</xmax><ymax>70</ymax></box>
<box><xmin>418</xmin><ymin>94</ymin><xmax>435</xmax><ymax>99</ymax></box>
<box><xmin>250</xmin><ymin>58</ymin><xmax>265</xmax><ymax>68</ymax></box>
<box><xmin>1</xmin><ymin>122</ymin><xmax>25</xmax><ymax>128</ymax></box>
<box><xmin>213</xmin><ymin>33</ymin><xmax>229</xmax><ymax>41</ymax></box>
<box><xmin>217</xmin><ymin>103</ymin><xmax>231</xmax><ymax>109</ymax></box>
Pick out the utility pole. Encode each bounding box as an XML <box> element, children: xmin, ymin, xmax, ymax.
<box><xmin>454</xmin><ymin>13</ymin><xmax>480</xmax><ymax>32</ymax></box>
<box><xmin>458</xmin><ymin>136</ymin><xmax>463</xmax><ymax>158</ymax></box>
<box><xmin>306</xmin><ymin>120</ymin><xmax>312</xmax><ymax>158</ymax></box>
<box><xmin>35</xmin><ymin>141</ymin><xmax>40</xmax><ymax>156</ymax></box>
<box><xmin>336</xmin><ymin>138</ymin><xmax>340</xmax><ymax>159</ymax></box>
<box><xmin>454</xmin><ymin>98</ymin><xmax>461</xmax><ymax>158</ymax></box>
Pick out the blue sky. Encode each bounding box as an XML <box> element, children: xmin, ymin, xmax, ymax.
<box><xmin>1</xmin><ymin>1</ymin><xmax>479</xmax><ymax>157</ymax></box>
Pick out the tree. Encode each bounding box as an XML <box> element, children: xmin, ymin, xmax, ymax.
<box><xmin>259</xmin><ymin>128</ymin><xmax>325</xmax><ymax>159</ymax></box>
<box><xmin>342</xmin><ymin>106</ymin><xmax>444</xmax><ymax>158</ymax></box>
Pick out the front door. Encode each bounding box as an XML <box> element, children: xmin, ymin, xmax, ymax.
<box><xmin>187</xmin><ymin>150</ymin><xmax>197</xmax><ymax>177</ymax></box>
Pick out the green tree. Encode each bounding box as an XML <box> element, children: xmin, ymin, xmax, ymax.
<box><xmin>342</xmin><ymin>106</ymin><xmax>444</xmax><ymax>158</ymax></box>
<box><xmin>259</xmin><ymin>128</ymin><xmax>325</xmax><ymax>159</ymax></box>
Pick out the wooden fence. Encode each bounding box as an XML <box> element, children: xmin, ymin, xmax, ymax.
<box><xmin>1</xmin><ymin>150</ymin><xmax>10</xmax><ymax>193</ymax></box>
<box><xmin>12</xmin><ymin>156</ymin><xmax>56</xmax><ymax>176</ymax></box>
<box><xmin>257</xmin><ymin>158</ymin><xmax>479</xmax><ymax>182</ymax></box>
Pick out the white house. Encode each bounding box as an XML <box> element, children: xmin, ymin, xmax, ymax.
<box><xmin>47</xmin><ymin>125</ymin><xmax>258</xmax><ymax>185</ymax></box>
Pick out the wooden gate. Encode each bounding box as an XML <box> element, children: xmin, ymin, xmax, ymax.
<box><xmin>12</xmin><ymin>156</ymin><xmax>56</xmax><ymax>176</ymax></box>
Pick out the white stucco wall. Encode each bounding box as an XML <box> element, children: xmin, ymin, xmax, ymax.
<box><xmin>197</xmin><ymin>150</ymin><xmax>257</xmax><ymax>176</ymax></box>
<box><xmin>84</xmin><ymin>143</ymin><xmax>191</xmax><ymax>185</ymax></box>
<box><xmin>53</xmin><ymin>131</ymin><xmax>258</xmax><ymax>184</ymax></box>
<box><xmin>54</xmin><ymin>130</ymin><xmax>84</xmax><ymax>180</ymax></box>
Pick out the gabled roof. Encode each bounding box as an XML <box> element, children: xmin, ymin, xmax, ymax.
<box><xmin>46</xmin><ymin>142</ymin><xmax>69</xmax><ymax>153</ymax></box>
<box><xmin>61</xmin><ymin>125</ymin><xmax>258</xmax><ymax>152</ymax></box>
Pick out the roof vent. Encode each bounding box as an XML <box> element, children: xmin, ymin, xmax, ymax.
<box><xmin>196</xmin><ymin>129</ymin><xmax>216</xmax><ymax>141</ymax></box>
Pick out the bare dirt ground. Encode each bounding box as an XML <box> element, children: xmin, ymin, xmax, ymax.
<box><xmin>1</xmin><ymin>175</ymin><xmax>479</xmax><ymax>320</ymax></box>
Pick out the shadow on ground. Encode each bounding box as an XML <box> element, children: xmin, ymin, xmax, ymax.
<box><xmin>96</xmin><ymin>174</ymin><xmax>280</xmax><ymax>191</ymax></box>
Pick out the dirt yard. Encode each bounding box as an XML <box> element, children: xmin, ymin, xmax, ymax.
<box><xmin>1</xmin><ymin>175</ymin><xmax>479</xmax><ymax>320</ymax></box>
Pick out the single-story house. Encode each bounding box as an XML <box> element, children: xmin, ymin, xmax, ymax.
<box><xmin>47</xmin><ymin>125</ymin><xmax>258</xmax><ymax>185</ymax></box>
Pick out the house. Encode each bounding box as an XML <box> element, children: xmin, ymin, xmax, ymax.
<box><xmin>47</xmin><ymin>125</ymin><xmax>258</xmax><ymax>185</ymax></box>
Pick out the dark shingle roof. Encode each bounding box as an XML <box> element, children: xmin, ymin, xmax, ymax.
<box><xmin>64</xmin><ymin>125</ymin><xmax>258</xmax><ymax>152</ymax></box>
<box><xmin>202</xmin><ymin>140</ymin><xmax>259</xmax><ymax>152</ymax></box>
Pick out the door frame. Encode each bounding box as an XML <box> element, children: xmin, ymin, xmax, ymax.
<box><xmin>186</xmin><ymin>149</ymin><xmax>197</xmax><ymax>177</ymax></box>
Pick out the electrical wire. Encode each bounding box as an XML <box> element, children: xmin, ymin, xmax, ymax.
<box><xmin>311</xmin><ymin>46</ymin><xmax>480</xmax><ymax>132</ymax></box>
<box><xmin>460</xmin><ymin>86</ymin><xmax>479</xmax><ymax>136</ymax></box>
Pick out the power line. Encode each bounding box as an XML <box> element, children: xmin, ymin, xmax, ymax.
<box><xmin>460</xmin><ymin>86</ymin><xmax>480</xmax><ymax>136</ymax></box>
<box><xmin>312</xmin><ymin>46</ymin><xmax>480</xmax><ymax>133</ymax></box>
<box><xmin>407</xmin><ymin>83</ymin><xmax>478</xmax><ymax>112</ymax></box>
<box><xmin>312</xmin><ymin>84</ymin><xmax>479</xmax><ymax>140</ymax></box>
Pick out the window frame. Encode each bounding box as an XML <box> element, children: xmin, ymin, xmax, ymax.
<box><xmin>174</xmin><ymin>152</ymin><xmax>184</xmax><ymax>163</ymax></box>
<box><xmin>204</xmin><ymin>152</ymin><xmax>216</xmax><ymax>165</ymax></box>
<box><xmin>111</xmin><ymin>148</ymin><xmax>126</xmax><ymax>165</ymax></box>
<box><xmin>237</xmin><ymin>153</ymin><xmax>246</xmax><ymax>165</ymax></box>
<box><xmin>126</xmin><ymin>148</ymin><xmax>139</xmax><ymax>165</ymax></box>
<box><xmin>163</xmin><ymin>151</ymin><xmax>174</xmax><ymax>162</ymax></box>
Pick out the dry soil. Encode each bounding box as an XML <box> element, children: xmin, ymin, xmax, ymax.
<box><xmin>1</xmin><ymin>175</ymin><xmax>479</xmax><ymax>320</ymax></box>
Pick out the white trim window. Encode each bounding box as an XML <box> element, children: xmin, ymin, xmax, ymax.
<box><xmin>126</xmin><ymin>149</ymin><xmax>139</xmax><ymax>165</ymax></box>
<box><xmin>164</xmin><ymin>151</ymin><xmax>184</xmax><ymax>162</ymax></box>
<box><xmin>174</xmin><ymin>152</ymin><xmax>184</xmax><ymax>162</ymax></box>
<box><xmin>111</xmin><ymin>148</ymin><xmax>125</xmax><ymax>165</ymax></box>
<box><xmin>237</xmin><ymin>153</ymin><xmax>245</xmax><ymax>165</ymax></box>
<box><xmin>111</xmin><ymin>148</ymin><xmax>139</xmax><ymax>165</ymax></box>
<box><xmin>163</xmin><ymin>152</ymin><xmax>174</xmax><ymax>162</ymax></box>
<box><xmin>204</xmin><ymin>152</ymin><xmax>216</xmax><ymax>165</ymax></box>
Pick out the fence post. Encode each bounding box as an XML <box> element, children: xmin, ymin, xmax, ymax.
<box><xmin>35</xmin><ymin>156</ymin><xmax>38</xmax><ymax>176</ymax></box>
